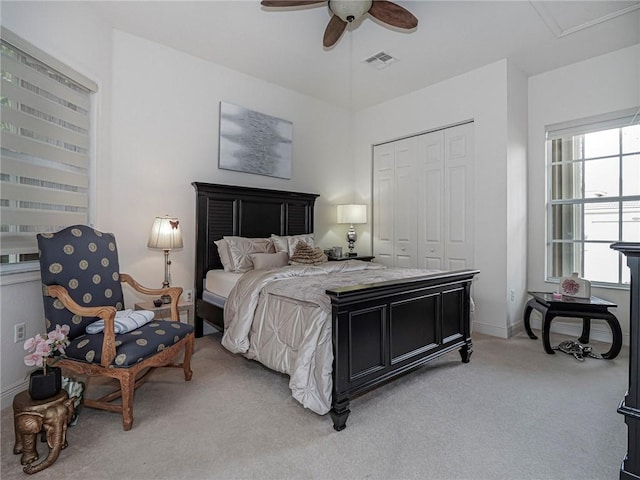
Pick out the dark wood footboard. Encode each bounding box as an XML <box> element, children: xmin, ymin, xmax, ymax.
<box><xmin>326</xmin><ymin>269</ymin><xmax>479</xmax><ymax>431</ymax></box>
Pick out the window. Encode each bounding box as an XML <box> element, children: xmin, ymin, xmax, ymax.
<box><xmin>547</xmin><ymin>109</ymin><xmax>640</xmax><ymax>287</ymax></box>
<box><xmin>0</xmin><ymin>28</ymin><xmax>97</xmax><ymax>272</ymax></box>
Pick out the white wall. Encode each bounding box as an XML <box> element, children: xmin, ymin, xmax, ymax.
<box><xmin>506</xmin><ymin>63</ymin><xmax>529</xmax><ymax>332</ymax></box>
<box><xmin>106</xmin><ymin>31</ymin><xmax>352</xmax><ymax>303</ymax></box>
<box><xmin>353</xmin><ymin>60</ymin><xmax>515</xmax><ymax>338</ymax></box>
<box><xmin>0</xmin><ymin>6</ymin><xmax>352</xmax><ymax>409</ymax></box>
<box><xmin>527</xmin><ymin>44</ymin><xmax>640</xmax><ymax>342</ymax></box>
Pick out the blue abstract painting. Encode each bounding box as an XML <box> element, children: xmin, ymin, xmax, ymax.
<box><xmin>219</xmin><ymin>102</ymin><xmax>293</xmax><ymax>179</ymax></box>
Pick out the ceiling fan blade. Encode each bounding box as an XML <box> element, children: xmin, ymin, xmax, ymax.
<box><xmin>261</xmin><ymin>1</ymin><xmax>326</xmax><ymax>6</ymax></box>
<box><xmin>368</xmin><ymin>1</ymin><xmax>418</xmax><ymax>29</ymax></box>
<box><xmin>323</xmin><ymin>14</ymin><xmax>348</xmax><ymax>48</ymax></box>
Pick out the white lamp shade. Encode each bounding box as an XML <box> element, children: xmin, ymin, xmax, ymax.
<box><xmin>337</xmin><ymin>204</ymin><xmax>367</xmax><ymax>224</ymax></box>
<box><xmin>148</xmin><ymin>216</ymin><xmax>183</xmax><ymax>250</ymax></box>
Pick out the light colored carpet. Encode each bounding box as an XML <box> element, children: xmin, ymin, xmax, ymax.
<box><xmin>1</xmin><ymin>331</ymin><xmax>628</xmax><ymax>480</ymax></box>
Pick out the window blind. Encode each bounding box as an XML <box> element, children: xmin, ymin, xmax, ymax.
<box><xmin>1</xmin><ymin>28</ymin><xmax>97</xmax><ymax>268</ymax></box>
<box><xmin>546</xmin><ymin>108</ymin><xmax>639</xmax><ymax>140</ymax></box>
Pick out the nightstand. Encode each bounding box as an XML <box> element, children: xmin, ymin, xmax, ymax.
<box><xmin>134</xmin><ymin>300</ymin><xmax>194</xmax><ymax>325</ymax></box>
<box><xmin>328</xmin><ymin>255</ymin><xmax>375</xmax><ymax>262</ymax></box>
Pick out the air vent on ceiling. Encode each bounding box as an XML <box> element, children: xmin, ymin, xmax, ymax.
<box><xmin>362</xmin><ymin>51</ymin><xmax>398</xmax><ymax>70</ymax></box>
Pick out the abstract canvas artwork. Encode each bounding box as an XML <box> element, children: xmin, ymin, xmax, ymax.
<box><xmin>218</xmin><ymin>102</ymin><xmax>293</xmax><ymax>179</ymax></box>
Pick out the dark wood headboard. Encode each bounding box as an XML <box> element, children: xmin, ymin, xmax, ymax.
<box><xmin>192</xmin><ymin>183</ymin><xmax>319</xmax><ymax>331</ymax></box>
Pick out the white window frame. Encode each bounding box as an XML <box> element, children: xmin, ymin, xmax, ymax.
<box><xmin>1</xmin><ymin>27</ymin><xmax>97</xmax><ymax>275</ymax></box>
<box><xmin>545</xmin><ymin>108</ymin><xmax>640</xmax><ymax>288</ymax></box>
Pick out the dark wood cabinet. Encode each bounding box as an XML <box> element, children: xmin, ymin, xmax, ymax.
<box><xmin>611</xmin><ymin>242</ymin><xmax>640</xmax><ymax>480</ymax></box>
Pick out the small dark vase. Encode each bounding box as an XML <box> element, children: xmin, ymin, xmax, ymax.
<box><xmin>28</xmin><ymin>366</ymin><xmax>62</xmax><ymax>401</ymax></box>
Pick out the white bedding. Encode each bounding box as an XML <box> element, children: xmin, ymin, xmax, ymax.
<box><xmin>221</xmin><ymin>261</ymin><xmax>442</xmax><ymax>415</ymax></box>
<box><xmin>205</xmin><ymin>270</ymin><xmax>243</xmax><ymax>298</ymax></box>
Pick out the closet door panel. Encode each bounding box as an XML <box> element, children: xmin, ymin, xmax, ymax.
<box><xmin>373</xmin><ymin>144</ymin><xmax>394</xmax><ymax>266</ymax></box>
<box><xmin>394</xmin><ymin>138</ymin><xmax>418</xmax><ymax>267</ymax></box>
<box><xmin>444</xmin><ymin>123</ymin><xmax>474</xmax><ymax>270</ymax></box>
<box><xmin>417</xmin><ymin>131</ymin><xmax>444</xmax><ymax>270</ymax></box>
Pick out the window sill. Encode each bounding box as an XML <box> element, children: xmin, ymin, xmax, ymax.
<box><xmin>0</xmin><ymin>264</ymin><xmax>40</xmax><ymax>286</ymax></box>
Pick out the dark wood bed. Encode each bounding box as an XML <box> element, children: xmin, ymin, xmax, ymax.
<box><xmin>193</xmin><ymin>182</ymin><xmax>479</xmax><ymax>430</ymax></box>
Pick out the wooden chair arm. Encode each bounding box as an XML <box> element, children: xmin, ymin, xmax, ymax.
<box><xmin>45</xmin><ymin>285</ymin><xmax>117</xmax><ymax>367</ymax></box>
<box><xmin>119</xmin><ymin>274</ymin><xmax>183</xmax><ymax>320</ymax></box>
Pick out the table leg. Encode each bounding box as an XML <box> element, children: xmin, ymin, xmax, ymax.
<box><xmin>578</xmin><ymin>318</ymin><xmax>591</xmax><ymax>344</ymax></box>
<box><xmin>601</xmin><ymin>313</ymin><xmax>623</xmax><ymax>360</ymax></box>
<box><xmin>524</xmin><ymin>300</ymin><xmax>538</xmax><ymax>340</ymax></box>
<box><xmin>542</xmin><ymin>312</ymin><xmax>556</xmax><ymax>355</ymax></box>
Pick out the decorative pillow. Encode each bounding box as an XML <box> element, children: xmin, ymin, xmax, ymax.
<box><xmin>223</xmin><ymin>236</ymin><xmax>275</xmax><ymax>273</ymax></box>
<box><xmin>271</xmin><ymin>234</ymin><xmax>315</xmax><ymax>257</ymax></box>
<box><xmin>289</xmin><ymin>240</ymin><xmax>328</xmax><ymax>265</ymax></box>
<box><xmin>214</xmin><ymin>239</ymin><xmax>234</xmax><ymax>272</ymax></box>
<box><xmin>250</xmin><ymin>252</ymin><xmax>289</xmax><ymax>270</ymax></box>
<box><xmin>86</xmin><ymin>309</ymin><xmax>155</xmax><ymax>334</ymax></box>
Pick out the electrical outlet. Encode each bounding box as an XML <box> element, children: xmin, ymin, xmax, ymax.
<box><xmin>510</xmin><ymin>289</ymin><xmax>515</xmax><ymax>302</ymax></box>
<box><xmin>14</xmin><ymin>323</ymin><xmax>26</xmax><ymax>343</ymax></box>
<box><xmin>184</xmin><ymin>289</ymin><xmax>193</xmax><ymax>303</ymax></box>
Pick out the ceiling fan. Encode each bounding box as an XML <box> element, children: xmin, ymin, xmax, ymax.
<box><xmin>260</xmin><ymin>0</ymin><xmax>418</xmax><ymax>48</ymax></box>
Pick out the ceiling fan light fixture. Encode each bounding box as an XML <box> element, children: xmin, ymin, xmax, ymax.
<box><xmin>329</xmin><ymin>0</ymin><xmax>373</xmax><ymax>23</ymax></box>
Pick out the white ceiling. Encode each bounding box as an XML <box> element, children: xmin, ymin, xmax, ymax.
<box><xmin>87</xmin><ymin>0</ymin><xmax>640</xmax><ymax>110</ymax></box>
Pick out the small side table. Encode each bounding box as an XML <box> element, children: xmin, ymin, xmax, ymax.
<box><xmin>13</xmin><ymin>389</ymin><xmax>72</xmax><ymax>474</ymax></box>
<box><xmin>134</xmin><ymin>300</ymin><xmax>194</xmax><ymax>325</ymax></box>
<box><xmin>524</xmin><ymin>291</ymin><xmax>623</xmax><ymax>359</ymax></box>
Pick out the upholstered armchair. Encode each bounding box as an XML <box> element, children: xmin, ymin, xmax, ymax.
<box><xmin>37</xmin><ymin>225</ymin><xmax>194</xmax><ymax>431</ymax></box>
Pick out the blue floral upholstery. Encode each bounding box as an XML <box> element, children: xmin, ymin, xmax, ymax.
<box><xmin>38</xmin><ymin>225</ymin><xmax>193</xmax><ymax>367</ymax></box>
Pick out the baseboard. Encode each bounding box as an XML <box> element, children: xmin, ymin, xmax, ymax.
<box><xmin>473</xmin><ymin>322</ymin><xmax>510</xmax><ymax>339</ymax></box>
<box><xmin>1</xmin><ymin>379</ymin><xmax>28</xmax><ymax>411</ymax></box>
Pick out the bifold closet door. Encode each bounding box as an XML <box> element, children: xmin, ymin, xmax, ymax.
<box><xmin>443</xmin><ymin>123</ymin><xmax>474</xmax><ymax>271</ymax></box>
<box><xmin>373</xmin><ymin>137</ymin><xmax>418</xmax><ymax>267</ymax></box>
<box><xmin>417</xmin><ymin>122</ymin><xmax>474</xmax><ymax>270</ymax></box>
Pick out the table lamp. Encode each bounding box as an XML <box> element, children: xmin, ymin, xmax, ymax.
<box><xmin>148</xmin><ymin>215</ymin><xmax>183</xmax><ymax>303</ymax></box>
<box><xmin>337</xmin><ymin>204</ymin><xmax>367</xmax><ymax>256</ymax></box>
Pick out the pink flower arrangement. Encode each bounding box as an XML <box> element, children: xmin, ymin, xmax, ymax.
<box><xmin>24</xmin><ymin>324</ymin><xmax>70</xmax><ymax>374</ymax></box>
<box><xmin>561</xmin><ymin>278</ymin><xmax>580</xmax><ymax>295</ymax></box>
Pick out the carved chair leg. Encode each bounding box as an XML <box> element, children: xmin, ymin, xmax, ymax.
<box><xmin>183</xmin><ymin>334</ymin><xmax>194</xmax><ymax>381</ymax></box>
<box><xmin>119</xmin><ymin>375</ymin><xmax>136</xmax><ymax>431</ymax></box>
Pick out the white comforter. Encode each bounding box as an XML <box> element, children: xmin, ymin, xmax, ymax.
<box><xmin>222</xmin><ymin>261</ymin><xmax>440</xmax><ymax>415</ymax></box>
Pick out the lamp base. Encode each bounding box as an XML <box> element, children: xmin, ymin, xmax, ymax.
<box><xmin>347</xmin><ymin>252</ymin><xmax>358</xmax><ymax>257</ymax></box>
<box><xmin>161</xmin><ymin>293</ymin><xmax>171</xmax><ymax>304</ymax></box>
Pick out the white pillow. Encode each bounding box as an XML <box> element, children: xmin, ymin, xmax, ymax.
<box><xmin>86</xmin><ymin>309</ymin><xmax>155</xmax><ymax>334</ymax></box>
<box><xmin>250</xmin><ymin>252</ymin><xmax>289</xmax><ymax>270</ymax></box>
<box><xmin>223</xmin><ymin>236</ymin><xmax>275</xmax><ymax>273</ymax></box>
<box><xmin>271</xmin><ymin>234</ymin><xmax>314</xmax><ymax>257</ymax></box>
<box><xmin>214</xmin><ymin>239</ymin><xmax>234</xmax><ymax>272</ymax></box>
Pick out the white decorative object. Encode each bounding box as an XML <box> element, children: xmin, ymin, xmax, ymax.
<box><xmin>559</xmin><ymin>272</ymin><xmax>591</xmax><ymax>298</ymax></box>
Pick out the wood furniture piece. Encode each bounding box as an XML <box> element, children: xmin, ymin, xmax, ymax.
<box><xmin>611</xmin><ymin>242</ymin><xmax>640</xmax><ymax>480</ymax></box>
<box><xmin>193</xmin><ymin>182</ymin><xmax>478</xmax><ymax>430</ymax></box>
<box><xmin>135</xmin><ymin>299</ymin><xmax>194</xmax><ymax>324</ymax></box>
<box><xmin>37</xmin><ymin>225</ymin><xmax>194</xmax><ymax>431</ymax></box>
<box><xmin>523</xmin><ymin>291</ymin><xmax>623</xmax><ymax>359</ymax></box>
<box><xmin>13</xmin><ymin>390</ymin><xmax>74</xmax><ymax>474</ymax></box>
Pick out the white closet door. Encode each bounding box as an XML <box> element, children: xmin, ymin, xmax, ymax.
<box><xmin>417</xmin><ymin>130</ymin><xmax>444</xmax><ymax>270</ymax></box>
<box><xmin>373</xmin><ymin>143</ymin><xmax>395</xmax><ymax>266</ymax></box>
<box><xmin>393</xmin><ymin>137</ymin><xmax>418</xmax><ymax>267</ymax></box>
<box><xmin>444</xmin><ymin>123</ymin><xmax>474</xmax><ymax>271</ymax></box>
